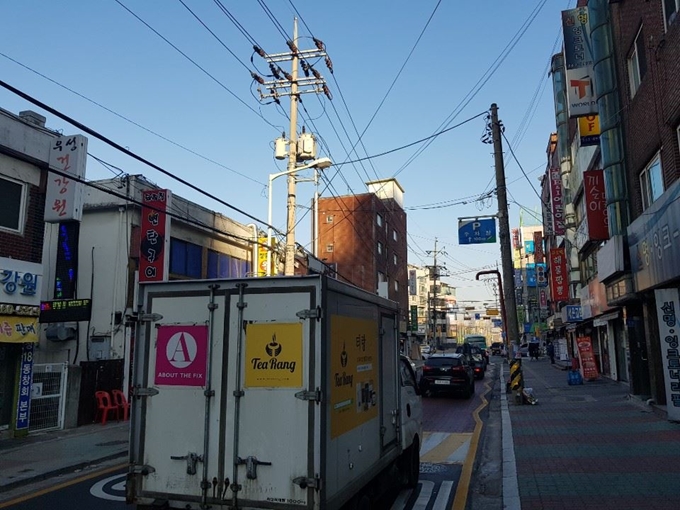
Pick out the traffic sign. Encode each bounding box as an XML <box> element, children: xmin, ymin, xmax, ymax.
<box><xmin>458</xmin><ymin>217</ymin><xmax>497</xmax><ymax>245</ymax></box>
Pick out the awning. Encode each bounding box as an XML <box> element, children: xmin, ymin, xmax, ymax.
<box><xmin>0</xmin><ymin>315</ymin><xmax>39</xmax><ymax>343</ymax></box>
<box><xmin>593</xmin><ymin>311</ymin><xmax>620</xmax><ymax>328</ymax></box>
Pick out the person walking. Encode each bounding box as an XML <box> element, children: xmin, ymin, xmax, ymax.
<box><xmin>547</xmin><ymin>340</ymin><xmax>555</xmax><ymax>364</ymax></box>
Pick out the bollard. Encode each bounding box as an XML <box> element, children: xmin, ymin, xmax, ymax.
<box><xmin>509</xmin><ymin>357</ymin><xmax>524</xmax><ymax>405</ymax></box>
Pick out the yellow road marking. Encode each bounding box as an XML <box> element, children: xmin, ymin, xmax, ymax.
<box><xmin>0</xmin><ymin>463</ymin><xmax>126</xmax><ymax>508</ymax></box>
<box><xmin>451</xmin><ymin>375</ymin><xmax>493</xmax><ymax>510</ymax></box>
<box><xmin>421</xmin><ymin>433</ymin><xmax>472</xmax><ymax>464</ymax></box>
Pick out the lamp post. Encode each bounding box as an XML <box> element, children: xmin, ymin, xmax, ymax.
<box><xmin>267</xmin><ymin>157</ymin><xmax>332</xmax><ymax>276</ymax></box>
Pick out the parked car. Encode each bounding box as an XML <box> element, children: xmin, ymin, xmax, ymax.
<box><xmin>490</xmin><ymin>342</ymin><xmax>504</xmax><ymax>355</ymax></box>
<box><xmin>419</xmin><ymin>353</ymin><xmax>475</xmax><ymax>399</ymax></box>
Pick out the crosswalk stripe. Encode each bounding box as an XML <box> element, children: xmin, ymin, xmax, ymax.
<box><xmin>432</xmin><ymin>480</ymin><xmax>454</xmax><ymax>510</ymax></box>
<box><xmin>412</xmin><ymin>481</ymin><xmax>435</xmax><ymax>510</ymax></box>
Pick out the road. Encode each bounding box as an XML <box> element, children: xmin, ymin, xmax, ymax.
<box><xmin>0</xmin><ymin>364</ymin><xmax>496</xmax><ymax>510</ymax></box>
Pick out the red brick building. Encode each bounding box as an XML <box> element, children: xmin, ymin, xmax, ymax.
<box><xmin>317</xmin><ymin>179</ymin><xmax>408</xmax><ymax>329</ymax></box>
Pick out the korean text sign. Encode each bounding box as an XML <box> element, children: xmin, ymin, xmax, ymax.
<box><xmin>0</xmin><ymin>257</ymin><xmax>42</xmax><ymax>307</ymax></box>
<box><xmin>154</xmin><ymin>325</ymin><xmax>208</xmax><ymax>386</ymax></box>
<box><xmin>576</xmin><ymin>336</ymin><xmax>599</xmax><ymax>380</ymax></box>
<box><xmin>550</xmin><ymin>248</ymin><xmax>569</xmax><ymax>302</ymax></box>
<box><xmin>16</xmin><ymin>343</ymin><xmax>35</xmax><ymax>430</ymax></box>
<box><xmin>549</xmin><ymin>167</ymin><xmax>565</xmax><ymax>235</ymax></box>
<box><xmin>653</xmin><ymin>289</ymin><xmax>680</xmax><ymax>421</ymax></box>
<box><xmin>139</xmin><ymin>189</ymin><xmax>171</xmax><ymax>282</ymax></box>
<box><xmin>45</xmin><ymin>135</ymin><xmax>87</xmax><ymax>222</ymax></box>
<box><xmin>584</xmin><ymin>169</ymin><xmax>609</xmax><ymax>241</ymax></box>
<box><xmin>562</xmin><ymin>7</ymin><xmax>598</xmax><ymax>118</ymax></box>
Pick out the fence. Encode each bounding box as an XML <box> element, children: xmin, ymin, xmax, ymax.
<box><xmin>29</xmin><ymin>363</ymin><xmax>67</xmax><ymax>432</ymax></box>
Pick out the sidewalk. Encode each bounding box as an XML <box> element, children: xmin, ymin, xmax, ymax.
<box><xmin>0</xmin><ymin>421</ymin><xmax>129</xmax><ymax>494</ymax></box>
<box><xmin>504</xmin><ymin>357</ymin><xmax>680</xmax><ymax>510</ymax></box>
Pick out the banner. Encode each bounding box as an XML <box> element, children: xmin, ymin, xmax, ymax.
<box><xmin>549</xmin><ymin>248</ymin><xmax>569</xmax><ymax>302</ymax></box>
<box><xmin>549</xmin><ymin>167</ymin><xmax>565</xmax><ymax>235</ymax></box>
<box><xmin>140</xmin><ymin>189</ymin><xmax>171</xmax><ymax>282</ymax></box>
<box><xmin>584</xmin><ymin>170</ymin><xmax>609</xmax><ymax>241</ymax></box>
<box><xmin>0</xmin><ymin>315</ymin><xmax>39</xmax><ymax>343</ymax></box>
<box><xmin>576</xmin><ymin>336</ymin><xmax>599</xmax><ymax>380</ymax></box>
<box><xmin>562</xmin><ymin>7</ymin><xmax>598</xmax><ymax>118</ymax></box>
<box><xmin>654</xmin><ymin>289</ymin><xmax>680</xmax><ymax>421</ymax></box>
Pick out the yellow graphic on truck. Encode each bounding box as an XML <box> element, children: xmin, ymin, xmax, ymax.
<box><xmin>330</xmin><ymin>315</ymin><xmax>379</xmax><ymax>439</ymax></box>
<box><xmin>244</xmin><ymin>323</ymin><xmax>303</xmax><ymax>388</ymax></box>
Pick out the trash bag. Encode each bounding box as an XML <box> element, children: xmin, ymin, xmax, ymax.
<box><xmin>522</xmin><ymin>387</ymin><xmax>538</xmax><ymax>405</ymax></box>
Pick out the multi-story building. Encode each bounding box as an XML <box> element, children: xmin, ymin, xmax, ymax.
<box><xmin>317</xmin><ymin>179</ymin><xmax>408</xmax><ymax>331</ymax></box>
<box><xmin>543</xmin><ymin>0</ymin><xmax>680</xmax><ymax>417</ymax></box>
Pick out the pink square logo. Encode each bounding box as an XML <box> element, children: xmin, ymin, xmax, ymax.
<box><xmin>154</xmin><ymin>325</ymin><xmax>208</xmax><ymax>386</ymax></box>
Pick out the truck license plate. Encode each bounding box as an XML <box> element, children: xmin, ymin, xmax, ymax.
<box><xmin>434</xmin><ymin>380</ymin><xmax>450</xmax><ymax>385</ymax></box>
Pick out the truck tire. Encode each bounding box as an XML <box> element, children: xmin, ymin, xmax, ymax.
<box><xmin>401</xmin><ymin>436</ymin><xmax>420</xmax><ymax>488</ymax></box>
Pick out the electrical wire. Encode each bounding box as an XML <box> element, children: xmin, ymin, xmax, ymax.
<box><xmin>0</xmin><ymin>52</ymin><xmax>267</xmax><ymax>187</ymax></box>
<box><xmin>501</xmin><ymin>130</ymin><xmax>546</xmax><ymax>206</ymax></box>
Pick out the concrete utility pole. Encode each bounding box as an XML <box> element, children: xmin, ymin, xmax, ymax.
<box><xmin>426</xmin><ymin>238</ymin><xmax>447</xmax><ymax>349</ymax></box>
<box><xmin>490</xmin><ymin>104</ymin><xmax>520</xmax><ymax>353</ymax></box>
<box><xmin>255</xmin><ymin>18</ymin><xmax>330</xmax><ymax>275</ymax></box>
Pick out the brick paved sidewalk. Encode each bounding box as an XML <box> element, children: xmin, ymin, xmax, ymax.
<box><xmin>508</xmin><ymin>357</ymin><xmax>680</xmax><ymax>510</ymax></box>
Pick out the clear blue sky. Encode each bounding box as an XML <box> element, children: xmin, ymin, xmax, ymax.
<box><xmin>0</xmin><ymin>0</ymin><xmax>572</xmax><ymax>305</ymax></box>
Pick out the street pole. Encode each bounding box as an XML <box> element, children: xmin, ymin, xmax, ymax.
<box><xmin>490</xmin><ymin>103</ymin><xmax>520</xmax><ymax>356</ymax></box>
<box><xmin>267</xmin><ymin>174</ymin><xmax>274</xmax><ymax>276</ymax></box>
<box><xmin>284</xmin><ymin>18</ymin><xmax>300</xmax><ymax>276</ymax></box>
<box><xmin>313</xmin><ymin>168</ymin><xmax>319</xmax><ymax>257</ymax></box>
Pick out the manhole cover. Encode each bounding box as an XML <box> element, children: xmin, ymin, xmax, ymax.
<box><xmin>96</xmin><ymin>440</ymin><xmax>128</xmax><ymax>447</ymax></box>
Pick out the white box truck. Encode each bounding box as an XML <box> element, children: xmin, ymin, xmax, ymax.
<box><xmin>126</xmin><ymin>275</ymin><xmax>422</xmax><ymax>510</ymax></box>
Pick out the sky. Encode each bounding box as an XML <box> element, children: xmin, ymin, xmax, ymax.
<box><xmin>0</xmin><ymin>0</ymin><xmax>573</xmax><ymax>306</ymax></box>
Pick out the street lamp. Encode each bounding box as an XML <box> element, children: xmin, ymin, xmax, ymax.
<box><xmin>267</xmin><ymin>157</ymin><xmax>332</xmax><ymax>276</ymax></box>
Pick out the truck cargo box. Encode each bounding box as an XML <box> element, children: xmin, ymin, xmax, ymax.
<box><xmin>127</xmin><ymin>275</ymin><xmax>421</xmax><ymax>510</ymax></box>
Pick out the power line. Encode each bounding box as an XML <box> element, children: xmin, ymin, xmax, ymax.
<box><xmin>501</xmin><ymin>130</ymin><xmax>545</xmax><ymax>206</ymax></box>
<box><xmin>113</xmin><ymin>0</ymin><xmax>280</xmax><ymax>131</ymax></box>
<box><xmin>0</xmin><ymin>52</ymin><xmax>266</xmax><ymax>186</ymax></box>
<box><xmin>0</xmin><ymin>78</ymin><xmax>279</xmax><ymax>232</ymax></box>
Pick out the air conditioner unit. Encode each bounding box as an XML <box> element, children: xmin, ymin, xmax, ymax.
<box><xmin>45</xmin><ymin>323</ymin><xmax>77</xmax><ymax>342</ymax></box>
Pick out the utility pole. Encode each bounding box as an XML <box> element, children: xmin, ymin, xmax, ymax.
<box><xmin>426</xmin><ymin>238</ymin><xmax>447</xmax><ymax>350</ymax></box>
<box><xmin>255</xmin><ymin>18</ymin><xmax>330</xmax><ymax>275</ymax></box>
<box><xmin>490</xmin><ymin>103</ymin><xmax>520</xmax><ymax>354</ymax></box>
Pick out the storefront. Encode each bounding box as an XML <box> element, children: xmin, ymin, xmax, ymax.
<box><xmin>0</xmin><ymin>257</ymin><xmax>42</xmax><ymax>435</ymax></box>
<box><xmin>628</xmin><ymin>178</ymin><xmax>680</xmax><ymax>420</ymax></box>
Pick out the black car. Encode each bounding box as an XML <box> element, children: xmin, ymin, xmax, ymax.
<box><xmin>490</xmin><ymin>342</ymin><xmax>504</xmax><ymax>355</ymax></box>
<box><xmin>419</xmin><ymin>353</ymin><xmax>475</xmax><ymax>398</ymax></box>
<box><xmin>455</xmin><ymin>344</ymin><xmax>486</xmax><ymax>377</ymax></box>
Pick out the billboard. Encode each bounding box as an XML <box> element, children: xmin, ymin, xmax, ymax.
<box><xmin>549</xmin><ymin>248</ymin><xmax>569</xmax><ymax>302</ymax></box>
<box><xmin>45</xmin><ymin>135</ymin><xmax>88</xmax><ymax>223</ymax></box>
<box><xmin>139</xmin><ymin>189</ymin><xmax>171</xmax><ymax>282</ymax></box>
<box><xmin>549</xmin><ymin>167</ymin><xmax>565</xmax><ymax>235</ymax></box>
<box><xmin>562</xmin><ymin>7</ymin><xmax>598</xmax><ymax>118</ymax></box>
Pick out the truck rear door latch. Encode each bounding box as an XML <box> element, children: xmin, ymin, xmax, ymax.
<box><xmin>236</xmin><ymin>456</ymin><xmax>272</xmax><ymax>480</ymax></box>
<box><xmin>170</xmin><ymin>452</ymin><xmax>203</xmax><ymax>475</ymax></box>
<box><xmin>293</xmin><ymin>476</ymin><xmax>321</xmax><ymax>490</ymax></box>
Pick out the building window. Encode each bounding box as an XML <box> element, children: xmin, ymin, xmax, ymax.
<box><xmin>393</xmin><ymin>229</ymin><xmax>397</xmax><ymax>241</ymax></box>
<box><xmin>664</xmin><ymin>0</ymin><xmax>679</xmax><ymax>30</ymax></box>
<box><xmin>377</xmin><ymin>241</ymin><xmax>383</xmax><ymax>255</ymax></box>
<box><xmin>394</xmin><ymin>280</ymin><xmax>399</xmax><ymax>292</ymax></box>
<box><xmin>393</xmin><ymin>254</ymin><xmax>398</xmax><ymax>265</ymax></box>
<box><xmin>207</xmin><ymin>250</ymin><xmax>230</xmax><ymax>278</ymax></box>
<box><xmin>170</xmin><ymin>238</ymin><xmax>203</xmax><ymax>278</ymax></box>
<box><xmin>377</xmin><ymin>214</ymin><xmax>383</xmax><ymax>227</ymax></box>
<box><xmin>0</xmin><ymin>175</ymin><xmax>25</xmax><ymax>233</ymax></box>
<box><xmin>628</xmin><ymin>27</ymin><xmax>647</xmax><ymax>98</ymax></box>
<box><xmin>326</xmin><ymin>243</ymin><xmax>334</xmax><ymax>253</ymax></box>
<box><xmin>639</xmin><ymin>153</ymin><xmax>664</xmax><ymax>210</ymax></box>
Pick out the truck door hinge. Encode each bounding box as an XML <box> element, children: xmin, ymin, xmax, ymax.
<box><xmin>295</xmin><ymin>388</ymin><xmax>322</xmax><ymax>403</ymax></box>
<box><xmin>292</xmin><ymin>475</ymin><xmax>322</xmax><ymax>491</ymax></box>
<box><xmin>130</xmin><ymin>464</ymin><xmax>156</xmax><ymax>476</ymax></box>
<box><xmin>131</xmin><ymin>386</ymin><xmax>160</xmax><ymax>398</ymax></box>
<box><xmin>296</xmin><ymin>306</ymin><xmax>322</xmax><ymax>321</ymax></box>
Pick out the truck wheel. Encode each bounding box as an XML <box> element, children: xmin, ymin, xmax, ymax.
<box><xmin>401</xmin><ymin>437</ymin><xmax>420</xmax><ymax>488</ymax></box>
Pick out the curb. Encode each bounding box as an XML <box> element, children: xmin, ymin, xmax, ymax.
<box><xmin>0</xmin><ymin>450</ymin><xmax>128</xmax><ymax>494</ymax></box>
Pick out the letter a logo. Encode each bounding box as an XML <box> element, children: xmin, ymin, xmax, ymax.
<box><xmin>166</xmin><ymin>331</ymin><xmax>198</xmax><ymax>368</ymax></box>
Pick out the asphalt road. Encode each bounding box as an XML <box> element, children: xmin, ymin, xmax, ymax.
<box><xmin>0</xmin><ymin>364</ymin><xmax>497</xmax><ymax>510</ymax></box>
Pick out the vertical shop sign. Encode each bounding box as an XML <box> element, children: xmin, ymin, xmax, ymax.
<box><xmin>139</xmin><ymin>189</ymin><xmax>171</xmax><ymax>282</ymax></box>
<box><xmin>45</xmin><ymin>135</ymin><xmax>87</xmax><ymax>222</ymax></box>
<box><xmin>576</xmin><ymin>336</ymin><xmax>599</xmax><ymax>380</ymax></box>
<box><xmin>16</xmin><ymin>343</ymin><xmax>35</xmax><ymax>430</ymax></box>
<box><xmin>653</xmin><ymin>288</ymin><xmax>680</xmax><ymax>421</ymax></box>
<box><xmin>549</xmin><ymin>167</ymin><xmax>565</xmax><ymax>235</ymax></box>
<box><xmin>549</xmin><ymin>248</ymin><xmax>569</xmax><ymax>302</ymax></box>
<box><xmin>584</xmin><ymin>170</ymin><xmax>609</xmax><ymax>241</ymax></box>
<box><xmin>562</xmin><ymin>7</ymin><xmax>598</xmax><ymax>117</ymax></box>
<box><xmin>533</xmin><ymin>231</ymin><xmax>544</xmax><ymax>263</ymax></box>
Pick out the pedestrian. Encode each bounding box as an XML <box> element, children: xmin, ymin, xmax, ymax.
<box><xmin>547</xmin><ymin>340</ymin><xmax>555</xmax><ymax>364</ymax></box>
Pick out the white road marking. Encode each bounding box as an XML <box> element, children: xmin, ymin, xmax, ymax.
<box><xmin>89</xmin><ymin>473</ymin><xmax>126</xmax><ymax>501</ymax></box>
<box><xmin>432</xmin><ymin>480</ymin><xmax>454</xmax><ymax>510</ymax></box>
<box><xmin>412</xmin><ymin>480</ymin><xmax>434</xmax><ymax>510</ymax></box>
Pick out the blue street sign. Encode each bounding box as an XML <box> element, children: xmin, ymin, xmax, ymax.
<box><xmin>458</xmin><ymin>218</ymin><xmax>497</xmax><ymax>245</ymax></box>
<box><xmin>474</xmin><ymin>313</ymin><xmax>481</xmax><ymax>320</ymax></box>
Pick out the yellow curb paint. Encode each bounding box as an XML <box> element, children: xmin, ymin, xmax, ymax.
<box><xmin>421</xmin><ymin>433</ymin><xmax>472</xmax><ymax>464</ymax></box>
<box><xmin>451</xmin><ymin>375</ymin><xmax>493</xmax><ymax>510</ymax></box>
<box><xmin>0</xmin><ymin>463</ymin><xmax>126</xmax><ymax>508</ymax></box>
